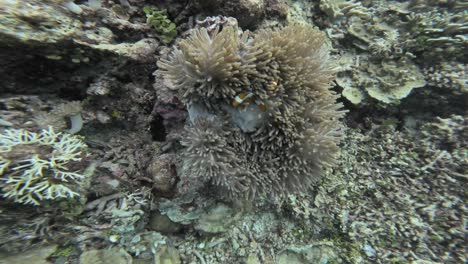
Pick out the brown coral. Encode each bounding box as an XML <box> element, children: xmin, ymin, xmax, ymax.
<box><xmin>158</xmin><ymin>24</ymin><xmax>346</xmax><ymax>198</ymax></box>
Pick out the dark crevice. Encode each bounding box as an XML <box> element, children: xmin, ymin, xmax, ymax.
<box><xmin>150</xmin><ymin>114</ymin><xmax>167</xmax><ymax>141</ymax></box>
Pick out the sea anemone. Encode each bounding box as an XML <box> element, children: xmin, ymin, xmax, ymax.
<box><xmin>158</xmin><ymin>23</ymin><xmax>346</xmax><ymax>198</ymax></box>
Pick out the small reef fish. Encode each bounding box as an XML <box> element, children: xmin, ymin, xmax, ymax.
<box><xmin>267</xmin><ymin>79</ymin><xmax>281</xmax><ymax>95</ymax></box>
<box><xmin>232</xmin><ymin>92</ymin><xmax>267</xmax><ymax>112</ymax></box>
<box><xmin>232</xmin><ymin>92</ymin><xmax>254</xmax><ymax>107</ymax></box>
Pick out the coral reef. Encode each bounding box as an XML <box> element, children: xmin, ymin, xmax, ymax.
<box><xmin>0</xmin><ymin>127</ymin><xmax>90</xmax><ymax>205</ymax></box>
<box><xmin>306</xmin><ymin>0</ymin><xmax>467</xmax><ymax>105</ymax></box>
<box><xmin>0</xmin><ymin>0</ymin><xmax>466</xmax><ymax>263</ymax></box>
<box><xmin>158</xmin><ymin>24</ymin><xmax>346</xmax><ymax>198</ymax></box>
<box><xmin>283</xmin><ymin>114</ymin><xmax>467</xmax><ymax>263</ymax></box>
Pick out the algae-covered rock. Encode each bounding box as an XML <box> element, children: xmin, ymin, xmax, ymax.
<box><xmin>0</xmin><ymin>1</ymin><xmax>83</xmax><ymax>46</ymax></box>
<box><xmin>0</xmin><ymin>0</ymin><xmax>117</xmax><ymax>47</ymax></box>
<box><xmin>342</xmin><ymin>87</ymin><xmax>364</xmax><ymax>105</ymax></box>
<box><xmin>146</xmin><ymin>153</ymin><xmax>177</xmax><ymax>196</ymax></box>
<box><xmin>119</xmin><ymin>232</ymin><xmax>167</xmax><ymax>257</ymax></box>
<box><xmin>0</xmin><ymin>0</ymin><xmax>157</xmax><ymax>60</ymax></box>
<box><xmin>194</xmin><ymin>203</ymin><xmax>240</xmax><ymax>234</ymax></box>
<box><xmin>148</xmin><ymin>211</ymin><xmax>182</xmax><ymax>234</ymax></box>
<box><xmin>154</xmin><ymin>246</ymin><xmax>181</xmax><ymax>264</ymax></box>
<box><xmin>76</xmin><ymin>38</ymin><xmax>159</xmax><ymax>63</ymax></box>
<box><xmin>159</xmin><ymin>192</ymin><xmax>214</xmax><ymax>225</ymax></box>
<box><xmin>0</xmin><ymin>244</ymin><xmax>58</xmax><ymax>264</ymax></box>
<box><xmin>366</xmin><ymin>58</ymin><xmax>426</xmax><ymax>104</ymax></box>
<box><xmin>79</xmin><ymin>248</ymin><xmax>133</xmax><ymax>264</ymax></box>
<box><xmin>245</xmin><ymin>253</ymin><xmax>261</xmax><ymax>264</ymax></box>
<box><xmin>337</xmin><ymin>54</ymin><xmax>426</xmax><ymax>104</ymax></box>
<box><xmin>277</xmin><ymin>243</ymin><xmax>340</xmax><ymax>264</ymax></box>
<box><xmin>0</xmin><ymin>0</ymin><xmax>156</xmax><ymax>95</ymax></box>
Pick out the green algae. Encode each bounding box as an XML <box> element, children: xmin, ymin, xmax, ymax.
<box><xmin>143</xmin><ymin>7</ymin><xmax>177</xmax><ymax>44</ymax></box>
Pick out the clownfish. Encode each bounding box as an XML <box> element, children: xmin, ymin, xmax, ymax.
<box><xmin>267</xmin><ymin>79</ymin><xmax>281</xmax><ymax>95</ymax></box>
<box><xmin>232</xmin><ymin>92</ymin><xmax>267</xmax><ymax>112</ymax></box>
<box><xmin>232</xmin><ymin>92</ymin><xmax>254</xmax><ymax>107</ymax></box>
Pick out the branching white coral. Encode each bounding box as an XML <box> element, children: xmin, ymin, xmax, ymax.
<box><xmin>0</xmin><ymin>127</ymin><xmax>89</xmax><ymax>205</ymax></box>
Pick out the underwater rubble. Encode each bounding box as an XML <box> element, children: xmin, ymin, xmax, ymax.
<box><xmin>0</xmin><ymin>0</ymin><xmax>466</xmax><ymax>263</ymax></box>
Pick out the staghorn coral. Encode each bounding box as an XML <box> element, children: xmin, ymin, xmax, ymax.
<box><xmin>0</xmin><ymin>127</ymin><xmax>89</xmax><ymax>205</ymax></box>
<box><xmin>158</xmin><ymin>24</ymin><xmax>346</xmax><ymax>198</ymax></box>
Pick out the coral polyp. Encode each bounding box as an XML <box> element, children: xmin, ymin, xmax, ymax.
<box><xmin>0</xmin><ymin>127</ymin><xmax>89</xmax><ymax>205</ymax></box>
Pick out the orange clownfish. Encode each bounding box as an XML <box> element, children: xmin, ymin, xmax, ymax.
<box><xmin>232</xmin><ymin>92</ymin><xmax>267</xmax><ymax>112</ymax></box>
<box><xmin>232</xmin><ymin>92</ymin><xmax>254</xmax><ymax>107</ymax></box>
<box><xmin>267</xmin><ymin>79</ymin><xmax>281</xmax><ymax>95</ymax></box>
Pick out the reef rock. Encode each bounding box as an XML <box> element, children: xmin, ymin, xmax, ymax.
<box><xmin>79</xmin><ymin>248</ymin><xmax>133</xmax><ymax>264</ymax></box>
<box><xmin>146</xmin><ymin>153</ymin><xmax>177</xmax><ymax>196</ymax></box>
<box><xmin>0</xmin><ymin>244</ymin><xmax>58</xmax><ymax>264</ymax></box>
<box><xmin>194</xmin><ymin>0</ymin><xmax>266</xmax><ymax>28</ymax></box>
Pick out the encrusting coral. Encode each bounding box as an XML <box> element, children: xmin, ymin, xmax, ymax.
<box><xmin>158</xmin><ymin>24</ymin><xmax>346</xmax><ymax>198</ymax></box>
<box><xmin>0</xmin><ymin>127</ymin><xmax>89</xmax><ymax>205</ymax></box>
